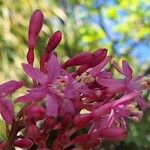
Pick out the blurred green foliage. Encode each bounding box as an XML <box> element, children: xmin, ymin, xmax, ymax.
<box><xmin>0</xmin><ymin>0</ymin><xmax>150</xmax><ymax>149</ymax></box>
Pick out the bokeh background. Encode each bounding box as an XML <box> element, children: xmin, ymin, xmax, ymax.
<box><xmin>0</xmin><ymin>0</ymin><xmax>150</xmax><ymax>149</ymax></box>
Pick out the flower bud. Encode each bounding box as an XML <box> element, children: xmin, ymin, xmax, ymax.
<box><xmin>28</xmin><ymin>9</ymin><xmax>44</xmax><ymax>51</ymax></box>
<box><xmin>40</xmin><ymin>31</ymin><xmax>62</xmax><ymax>72</ymax></box>
<box><xmin>27</xmin><ymin>9</ymin><xmax>44</xmax><ymax>65</ymax></box>
<box><xmin>24</xmin><ymin>105</ymin><xmax>46</xmax><ymax>121</ymax></box>
<box><xmin>46</xmin><ymin>31</ymin><xmax>62</xmax><ymax>53</ymax></box>
<box><xmin>14</xmin><ymin>138</ymin><xmax>33</xmax><ymax>149</ymax></box>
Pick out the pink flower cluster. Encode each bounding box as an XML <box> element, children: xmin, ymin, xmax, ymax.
<box><xmin>0</xmin><ymin>10</ymin><xmax>149</xmax><ymax>150</ymax></box>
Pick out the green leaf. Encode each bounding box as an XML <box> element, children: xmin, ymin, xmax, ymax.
<box><xmin>0</xmin><ymin>119</ymin><xmax>7</xmax><ymax>141</ymax></box>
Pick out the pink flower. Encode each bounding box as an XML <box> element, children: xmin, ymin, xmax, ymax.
<box><xmin>97</xmin><ymin>60</ymin><xmax>149</xmax><ymax>111</ymax></box>
<box><xmin>16</xmin><ymin>54</ymin><xmax>80</xmax><ymax>117</ymax></box>
<box><xmin>0</xmin><ymin>80</ymin><xmax>23</xmax><ymax>124</ymax></box>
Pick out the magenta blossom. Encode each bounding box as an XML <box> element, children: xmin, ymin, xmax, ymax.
<box><xmin>16</xmin><ymin>54</ymin><xmax>85</xmax><ymax>117</ymax></box>
<box><xmin>1</xmin><ymin>9</ymin><xmax>149</xmax><ymax>150</ymax></box>
<box><xmin>0</xmin><ymin>80</ymin><xmax>23</xmax><ymax>124</ymax></box>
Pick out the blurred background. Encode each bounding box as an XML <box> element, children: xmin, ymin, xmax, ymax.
<box><xmin>0</xmin><ymin>0</ymin><xmax>150</xmax><ymax>149</ymax></box>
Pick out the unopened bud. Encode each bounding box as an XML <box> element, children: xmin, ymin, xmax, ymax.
<box><xmin>46</xmin><ymin>31</ymin><xmax>62</xmax><ymax>53</ymax></box>
<box><xmin>28</xmin><ymin>9</ymin><xmax>44</xmax><ymax>51</ymax></box>
<box><xmin>14</xmin><ymin>138</ymin><xmax>33</xmax><ymax>149</ymax></box>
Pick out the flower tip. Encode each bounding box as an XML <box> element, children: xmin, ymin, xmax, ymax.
<box><xmin>34</xmin><ymin>9</ymin><xmax>43</xmax><ymax>14</ymax></box>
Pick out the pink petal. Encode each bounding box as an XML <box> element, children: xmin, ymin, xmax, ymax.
<box><xmin>89</xmin><ymin>56</ymin><xmax>111</xmax><ymax>77</ymax></box>
<box><xmin>63</xmin><ymin>99</ymin><xmax>75</xmax><ymax>114</ymax></box>
<box><xmin>100</xmin><ymin>127</ymin><xmax>127</xmax><ymax>141</ymax></box>
<box><xmin>97</xmin><ymin>71</ymin><xmax>112</xmax><ymax>78</ymax></box>
<box><xmin>15</xmin><ymin>88</ymin><xmax>46</xmax><ymax>103</ymax></box>
<box><xmin>46</xmin><ymin>94</ymin><xmax>58</xmax><ymax>117</ymax></box>
<box><xmin>22</xmin><ymin>63</ymin><xmax>47</xmax><ymax>85</ymax></box>
<box><xmin>92</xmin><ymin>103</ymin><xmax>112</xmax><ymax>119</ymax></box>
<box><xmin>97</xmin><ymin>78</ymin><xmax>125</xmax><ymax>88</ymax></box>
<box><xmin>46</xmin><ymin>54</ymin><xmax>61</xmax><ymax>83</ymax></box>
<box><xmin>15</xmin><ymin>138</ymin><xmax>33</xmax><ymax>149</ymax></box>
<box><xmin>0</xmin><ymin>80</ymin><xmax>23</xmax><ymax>95</ymax></box>
<box><xmin>0</xmin><ymin>98</ymin><xmax>14</xmax><ymax>124</ymax></box>
<box><xmin>113</xmin><ymin>92</ymin><xmax>140</xmax><ymax>107</ymax></box>
<box><xmin>122</xmin><ymin>60</ymin><xmax>132</xmax><ymax>79</ymax></box>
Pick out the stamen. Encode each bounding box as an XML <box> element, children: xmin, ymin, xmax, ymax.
<box><xmin>49</xmin><ymin>79</ymin><xmax>67</xmax><ymax>96</ymax></box>
<box><xmin>76</xmin><ymin>72</ymin><xmax>95</xmax><ymax>84</ymax></box>
<box><xmin>127</xmin><ymin>102</ymin><xmax>143</xmax><ymax>122</ymax></box>
<box><xmin>140</xmin><ymin>76</ymin><xmax>150</xmax><ymax>90</ymax></box>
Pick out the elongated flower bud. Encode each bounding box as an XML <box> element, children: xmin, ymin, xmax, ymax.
<box><xmin>46</xmin><ymin>31</ymin><xmax>62</xmax><ymax>53</ymax></box>
<box><xmin>28</xmin><ymin>9</ymin><xmax>44</xmax><ymax>51</ymax></box>
<box><xmin>40</xmin><ymin>31</ymin><xmax>62</xmax><ymax>72</ymax></box>
<box><xmin>27</xmin><ymin>9</ymin><xmax>44</xmax><ymax>65</ymax></box>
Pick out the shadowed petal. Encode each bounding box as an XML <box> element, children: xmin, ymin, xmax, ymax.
<box><xmin>63</xmin><ymin>99</ymin><xmax>75</xmax><ymax>114</ymax></box>
<box><xmin>99</xmin><ymin>127</ymin><xmax>127</xmax><ymax>141</ymax></box>
<box><xmin>46</xmin><ymin>94</ymin><xmax>58</xmax><ymax>117</ymax></box>
<box><xmin>46</xmin><ymin>54</ymin><xmax>61</xmax><ymax>83</ymax></box>
<box><xmin>122</xmin><ymin>60</ymin><xmax>132</xmax><ymax>79</ymax></box>
<box><xmin>0</xmin><ymin>98</ymin><xmax>14</xmax><ymax>124</ymax></box>
<box><xmin>0</xmin><ymin>80</ymin><xmax>23</xmax><ymax>95</ymax></box>
<box><xmin>89</xmin><ymin>56</ymin><xmax>111</xmax><ymax>77</ymax></box>
<box><xmin>22</xmin><ymin>63</ymin><xmax>47</xmax><ymax>85</ymax></box>
<box><xmin>137</xmin><ymin>96</ymin><xmax>149</xmax><ymax>111</ymax></box>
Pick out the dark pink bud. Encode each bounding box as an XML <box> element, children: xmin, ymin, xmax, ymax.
<box><xmin>46</xmin><ymin>31</ymin><xmax>62</xmax><ymax>53</ymax></box>
<box><xmin>28</xmin><ymin>9</ymin><xmax>44</xmax><ymax>51</ymax></box>
<box><xmin>40</xmin><ymin>31</ymin><xmax>62</xmax><ymax>72</ymax></box>
<box><xmin>24</xmin><ymin>105</ymin><xmax>46</xmax><ymax>121</ymax></box>
<box><xmin>63</xmin><ymin>52</ymin><xmax>93</xmax><ymax>68</ymax></box>
<box><xmin>14</xmin><ymin>138</ymin><xmax>33</xmax><ymax>149</ymax></box>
